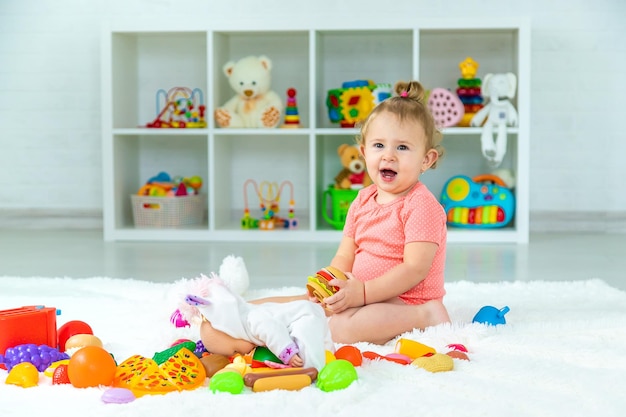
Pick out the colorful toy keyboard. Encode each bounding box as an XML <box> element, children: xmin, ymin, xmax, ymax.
<box><xmin>440</xmin><ymin>174</ymin><xmax>515</xmax><ymax>228</ymax></box>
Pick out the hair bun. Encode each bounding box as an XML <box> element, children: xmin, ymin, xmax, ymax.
<box><xmin>394</xmin><ymin>80</ymin><xmax>425</xmax><ymax>102</ymax></box>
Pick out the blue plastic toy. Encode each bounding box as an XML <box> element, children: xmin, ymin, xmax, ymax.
<box><xmin>472</xmin><ymin>305</ymin><xmax>510</xmax><ymax>325</ymax></box>
<box><xmin>440</xmin><ymin>174</ymin><xmax>515</xmax><ymax>228</ymax></box>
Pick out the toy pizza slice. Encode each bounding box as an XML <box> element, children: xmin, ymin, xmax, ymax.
<box><xmin>159</xmin><ymin>347</ymin><xmax>206</xmax><ymax>391</ymax></box>
<box><xmin>113</xmin><ymin>354</ymin><xmax>160</xmax><ymax>388</ymax></box>
<box><xmin>306</xmin><ymin>266</ymin><xmax>348</xmax><ymax>304</ymax></box>
<box><xmin>131</xmin><ymin>366</ymin><xmax>180</xmax><ymax>397</ymax></box>
<box><xmin>113</xmin><ymin>348</ymin><xmax>206</xmax><ymax>397</ymax></box>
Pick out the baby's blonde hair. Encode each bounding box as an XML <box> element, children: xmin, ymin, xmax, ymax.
<box><xmin>356</xmin><ymin>80</ymin><xmax>444</xmax><ymax>169</ymax></box>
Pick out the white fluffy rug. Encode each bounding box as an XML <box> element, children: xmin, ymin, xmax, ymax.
<box><xmin>1</xmin><ymin>277</ymin><xmax>625</xmax><ymax>417</ymax></box>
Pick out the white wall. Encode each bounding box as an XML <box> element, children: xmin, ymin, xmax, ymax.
<box><xmin>0</xmin><ymin>0</ymin><xmax>624</xmax><ymax>228</ymax></box>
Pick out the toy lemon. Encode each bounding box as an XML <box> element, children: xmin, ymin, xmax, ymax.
<box><xmin>44</xmin><ymin>359</ymin><xmax>71</xmax><ymax>377</ymax></box>
<box><xmin>5</xmin><ymin>362</ymin><xmax>40</xmax><ymax>388</ymax></box>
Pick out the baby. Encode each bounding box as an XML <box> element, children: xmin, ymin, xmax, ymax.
<box><xmin>183</xmin><ymin>274</ymin><xmax>333</xmax><ymax>371</ymax></box>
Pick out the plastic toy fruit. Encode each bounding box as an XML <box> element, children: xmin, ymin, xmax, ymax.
<box><xmin>1</xmin><ymin>343</ymin><xmax>69</xmax><ymax>372</ymax></box>
<box><xmin>44</xmin><ymin>359</ymin><xmax>70</xmax><ymax>377</ymax></box>
<box><xmin>52</xmin><ymin>364</ymin><xmax>71</xmax><ymax>385</ymax></box>
<box><xmin>251</xmin><ymin>346</ymin><xmax>282</xmax><ymax>367</ymax></box>
<box><xmin>68</xmin><ymin>346</ymin><xmax>117</xmax><ymax>388</ymax></box>
<box><xmin>334</xmin><ymin>345</ymin><xmax>362</xmax><ymax>367</ymax></box>
<box><xmin>152</xmin><ymin>340</ymin><xmax>196</xmax><ymax>365</ymax></box>
<box><xmin>5</xmin><ymin>362</ymin><xmax>40</xmax><ymax>388</ymax></box>
<box><xmin>316</xmin><ymin>359</ymin><xmax>357</xmax><ymax>392</ymax></box>
<box><xmin>57</xmin><ymin>320</ymin><xmax>93</xmax><ymax>352</ymax></box>
<box><xmin>209</xmin><ymin>371</ymin><xmax>244</xmax><ymax>394</ymax></box>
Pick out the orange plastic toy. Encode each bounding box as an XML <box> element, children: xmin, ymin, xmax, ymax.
<box><xmin>68</xmin><ymin>346</ymin><xmax>117</xmax><ymax>388</ymax></box>
<box><xmin>334</xmin><ymin>345</ymin><xmax>363</xmax><ymax>367</ymax></box>
<box><xmin>0</xmin><ymin>306</ymin><xmax>58</xmax><ymax>355</ymax></box>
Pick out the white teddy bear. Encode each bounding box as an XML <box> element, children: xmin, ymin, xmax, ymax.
<box><xmin>214</xmin><ymin>55</ymin><xmax>283</xmax><ymax>128</ymax></box>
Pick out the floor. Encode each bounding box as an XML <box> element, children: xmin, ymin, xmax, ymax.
<box><xmin>1</xmin><ymin>230</ymin><xmax>624</xmax><ymax>291</ymax></box>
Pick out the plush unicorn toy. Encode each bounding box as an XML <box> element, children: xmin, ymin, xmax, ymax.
<box><xmin>170</xmin><ymin>256</ymin><xmax>333</xmax><ymax>370</ymax></box>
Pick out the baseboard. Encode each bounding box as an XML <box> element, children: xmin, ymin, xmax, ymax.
<box><xmin>1</xmin><ymin>209</ymin><xmax>625</xmax><ymax>233</ymax></box>
<box><xmin>0</xmin><ymin>209</ymin><xmax>102</xmax><ymax>229</ymax></box>
<box><xmin>530</xmin><ymin>211</ymin><xmax>626</xmax><ymax>233</ymax></box>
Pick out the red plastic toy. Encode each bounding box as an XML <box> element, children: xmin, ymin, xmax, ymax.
<box><xmin>0</xmin><ymin>306</ymin><xmax>59</xmax><ymax>356</ymax></box>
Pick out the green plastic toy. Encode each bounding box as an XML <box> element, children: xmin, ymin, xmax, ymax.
<box><xmin>316</xmin><ymin>359</ymin><xmax>358</xmax><ymax>392</ymax></box>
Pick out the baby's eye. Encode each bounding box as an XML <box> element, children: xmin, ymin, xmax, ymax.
<box><xmin>397</xmin><ymin>144</ymin><xmax>408</xmax><ymax>151</ymax></box>
<box><xmin>373</xmin><ymin>143</ymin><xmax>383</xmax><ymax>149</ymax></box>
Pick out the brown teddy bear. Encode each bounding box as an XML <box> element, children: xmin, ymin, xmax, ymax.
<box><xmin>334</xmin><ymin>144</ymin><xmax>372</xmax><ymax>189</ymax></box>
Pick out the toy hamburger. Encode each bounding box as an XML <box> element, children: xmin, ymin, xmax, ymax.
<box><xmin>306</xmin><ymin>266</ymin><xmax>348</xmax><ymax>304</ymax></box>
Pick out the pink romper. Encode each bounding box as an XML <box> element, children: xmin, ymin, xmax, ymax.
<box><xmin>342</xmin><ymin>182</ymin><xmax>447</xmax><ymax>305</ymax></box>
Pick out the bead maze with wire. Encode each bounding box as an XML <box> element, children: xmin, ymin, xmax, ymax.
<box><xmin>241</xmin><ymin>179</ymin><xmax>298</xmax><ymax>231</ymax></box>
<box><xmin>145</xmin><ymin>86</ymin><xmax>206</xmax><ymax>128</ymax></box>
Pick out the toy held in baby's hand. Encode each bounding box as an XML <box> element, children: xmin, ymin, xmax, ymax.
<box><xmin>214</xmin><ymin>55</ymin><xmax>283</xmax><ymax>128</ymax></box>
<box><xmin>306</xmin><ymin>266</ymin><xmax>348</xmax><ymax>304</ymax></box>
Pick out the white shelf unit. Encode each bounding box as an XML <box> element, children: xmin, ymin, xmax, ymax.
<box><xmin>101</xmin><ymin>18</ymin><xmax>530</xmax><ymax>243</ymax></box>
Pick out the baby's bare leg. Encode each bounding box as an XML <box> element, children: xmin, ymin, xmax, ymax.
<box><xmin>329</xmin><ymin>299</ymin><xmax>450</xmax><ymax>345</ymax></box>
<box><xmin>249</xmin><ymin>293</ymin><xmax>308</xmax><ymax>305</ymax></box>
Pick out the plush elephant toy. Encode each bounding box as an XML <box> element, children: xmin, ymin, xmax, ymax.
<box><xmin>470</xmin><ymin>73</ymin><xmax>519</xmax><ymax>168</ymax></box>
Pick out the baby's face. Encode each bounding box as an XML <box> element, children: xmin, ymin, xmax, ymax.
<box><xmin>200</xmin><ymin>320</ymin><xmax>255</xmax><ymax>357</ymax></box>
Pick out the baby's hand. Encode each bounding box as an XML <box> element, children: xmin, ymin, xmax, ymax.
<box><xmin>289</xmin><ymin>354</ymin><xmax>304</xmax><ymax>368</ymax></box>
<box><xmin>324</xmin><ymin>272</ymin><xmax>365</xmax><ymax>313</ymax></box>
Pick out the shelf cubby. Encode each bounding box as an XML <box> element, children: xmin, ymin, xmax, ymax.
<box><xmin>102</xmin><ymin>18</ymin><xmax>530</xmax><ymax>243</ymax></box>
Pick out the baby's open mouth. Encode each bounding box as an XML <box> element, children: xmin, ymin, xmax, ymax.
<box><xmin>380</xmin><ymin>169</ymin><xmax>397</xmax><ymax>179</ymax></box>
